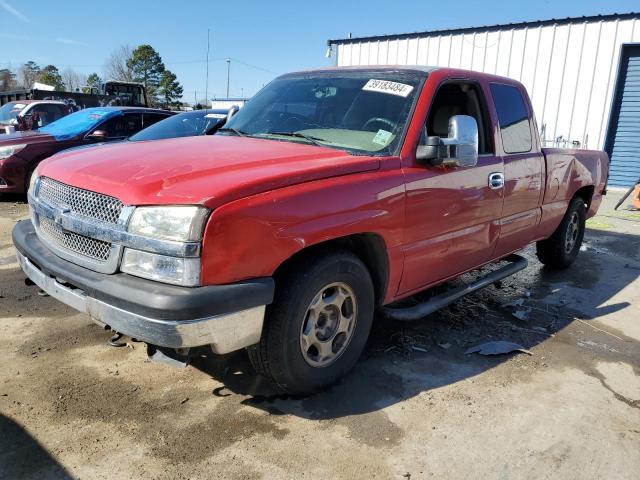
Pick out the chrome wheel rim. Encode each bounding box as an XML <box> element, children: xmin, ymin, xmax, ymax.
<box><xmin>565</xmin><ymin>212</ymin><xmax>580</xmax><ymax>253</ymax></box>
<box><xmin>300</xmin><ymin>282</ymin><xmax>358</xmax><ymax>368</ymax></box>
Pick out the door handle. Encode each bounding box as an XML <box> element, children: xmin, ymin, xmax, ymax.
<box><xmin>488</xmin><ymin>172</ymin><xmax>504</xmax><ymax>190</ymax></box>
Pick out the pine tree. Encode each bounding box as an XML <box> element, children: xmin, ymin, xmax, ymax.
<box><xmin>158</xmin><ymin>70</ymin><xmax>183</xmax><ymax>109</ymax></box>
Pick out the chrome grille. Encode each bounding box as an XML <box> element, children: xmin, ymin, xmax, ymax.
<box><xmin>39</xmin><ymin>216</ymin><xmax>111</xmax><ymax>262</ymax></box>
<box><xmin>38</xmin><ymin>177</ymin><xmax>124</xmax><ymax>225</ymax></box>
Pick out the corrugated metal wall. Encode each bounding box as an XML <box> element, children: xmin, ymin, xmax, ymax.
<box><xmin>333</xmin><ymin>17</ymin><xmax>640</xmax><ymax>154</ymax></box>
<box><xmin>605</xmin><ymin>45</ymin><xmax>640</xmax><ymax>186</ymax></box>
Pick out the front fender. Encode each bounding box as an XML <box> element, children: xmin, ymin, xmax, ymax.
<box><xmin>200</xmin><ymin>168</ymin><xmax>407</xmax><ymax>299</ymax></box>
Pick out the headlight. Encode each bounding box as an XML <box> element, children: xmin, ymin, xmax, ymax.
<box><xmin>0</xmin><ymin>144</ymin><xmax>27</xmax><ymax>159</ymax></box>
<box><xmin>127</xmin><ymin>206</ymin><xmax>209</xmax><ymax>242</ymax></box>
<box><xmin>28</xmin><ymin>166</ymin><xmax>39</xmax><ymax>194</ymax></box>
<box><xmin>124</xmin><ymin>205</ymin><xmax>209</xmax><ymax>286</ymax></box>
<box><xmin>121</xmin><ymin>248</ymin><xmax>200</xmax><ymax>286</ymax></box>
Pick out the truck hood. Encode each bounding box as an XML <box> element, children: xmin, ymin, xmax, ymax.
<box><xmin>37</xmin><ymin>135</ymin><xmax>381</xmax><ymax>208</ymax></box>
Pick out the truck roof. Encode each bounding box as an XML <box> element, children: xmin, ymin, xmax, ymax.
<box><xmin>5</xmin><ymin>99</ymin><xmax>67</xmax><ymax>106</ymax></box>
<box><xmin>286</xmin><ymin>65</ymin><xmax>523</xmax><ymax>86</ymax></box>
<box><xmin>288</xmin><ymin>65</ymin><xmax>438</xmax><ymax>75</ymax></box>
<box><xmin>84</xmin><ymin>106</ymin><xmax>174</xmax><ymax>114</ymax></box>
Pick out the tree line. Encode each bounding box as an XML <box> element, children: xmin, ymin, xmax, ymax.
<box><xmin>0</xmin><ymin>44</ymin><xmax>184</xmax><ymax>109</ymax></box>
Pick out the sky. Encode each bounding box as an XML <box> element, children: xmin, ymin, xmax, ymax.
<box><xmin>1</xmin><ymin>0</ymin><xmax>638</xmax><ymax>103</ymax></box>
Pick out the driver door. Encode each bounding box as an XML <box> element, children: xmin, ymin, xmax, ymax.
<box><xmin>398</xmin><ymin>80</ymin><xmax>504</xmax><ymax>295</ymax></box>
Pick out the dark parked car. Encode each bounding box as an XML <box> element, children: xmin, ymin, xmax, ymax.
<box><xmin>0</xmin><ymin>106</ymin><xmax>173</xmax><ymax>193</ymax></box>
<box><xmin>128</xmin><ymin>109</ymin><xmax>228</xmax><ymax>142</ymax></box>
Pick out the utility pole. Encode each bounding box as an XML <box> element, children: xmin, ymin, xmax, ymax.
<box><xmin>205</xmin><ymin>29</ymin><xmax>210</xmax><ymax>108</ymax></box>
<box><xmin>226</xmin><ymin>58</ymin><xmax>231</xmax><ymax>98</ymax></box>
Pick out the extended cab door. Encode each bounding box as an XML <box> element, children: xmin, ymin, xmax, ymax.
<box><xmin>488</xmin><ymin>83</ymin><xmax>544</xmax><ymax>256</ymax></box>
<box><xmin>398</xmin><ymin>79</ymin><xmax>504</xmax><ymax>296</ymax></box>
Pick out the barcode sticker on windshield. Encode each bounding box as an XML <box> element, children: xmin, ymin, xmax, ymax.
<box><xmin>363</xmin><ymin>79</ymin><xmax>414</xmax><ymax>97</ymax></box>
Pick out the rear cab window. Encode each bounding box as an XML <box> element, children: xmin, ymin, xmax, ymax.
<box><xmin>490</xmin><ymin>83</ymin><xmax>532</xmax><ymax>154</ymax></box>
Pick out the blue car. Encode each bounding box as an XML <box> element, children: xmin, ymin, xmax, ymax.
<box><xmin>128</xmin><ymin>109</ymin><xmax>228</xmax><ymax>142</ymax></box>
<box><xmin>0</xmin><ymin>106</ymin><xmax>173</xmax><ymax>193</ymax></box>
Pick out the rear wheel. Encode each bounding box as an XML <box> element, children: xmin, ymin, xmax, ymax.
<box><xmin>247</xmin><ymin>250</ymin><xmax>374</xmax><ymax>394</ymax></box>
<box><xmin>536</xmin><ymin>196</ymin><xmax>586</xmax><ymax>269</ymax></box>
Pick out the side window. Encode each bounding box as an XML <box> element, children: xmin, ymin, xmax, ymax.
<box><xmin>101</xmin><ymin>113</ymin><xmax>143</xmax><ymax>138</ymax></box>
<box><xmin>421</xmin><ymin>82</ymin><xmax>492</xmax><ymax>154</ymax></box>
<box><xmin>143</xmin><ymin>113</ymin><xmax>169</xmax><ymax>128</ymax></box>
<box><xmin>31</xmin><ymin>104</ymin><xmax>66</xmax><ymax>127</ymax></box>
<box><xmin>490</xmin><ymin>83</ymin><xmax>532</xmax><ymax>154</ymax></box>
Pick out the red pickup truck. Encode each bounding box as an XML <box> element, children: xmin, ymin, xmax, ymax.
<box><xmin>13</xmin><ymin>67</ymin><xmax>608</xmax><ymax>394</ymax></box>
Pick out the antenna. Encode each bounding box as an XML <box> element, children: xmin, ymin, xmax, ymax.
<box><xmin>226</xmin><ymin>58</ymin><xmax>231</xmax><ymax>98</ymax></box>
<box><xmin>205</xmin><ymin>29</ymin><xmax>211</xmax><ymax>110</ymax></box>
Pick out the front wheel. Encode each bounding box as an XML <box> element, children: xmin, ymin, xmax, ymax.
<box><xmin>247</xmin><ymin>251</ymin><xmax>375</xmax><ymax>394</ymax></box>
<box><xmin>536</xmin><ymin>196</ymin><xmax>586</xmax><ymax>269</ymax></box>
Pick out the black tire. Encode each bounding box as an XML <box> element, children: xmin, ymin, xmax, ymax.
<box><xmin>247</xmin><ymin>250</ymin><xmax>375</xmax><ymax>395</ymax></box>
<box><xmin>536</xmin><ymin>196</ymin><xmax>586</xmax><ymax>269</ymax></box>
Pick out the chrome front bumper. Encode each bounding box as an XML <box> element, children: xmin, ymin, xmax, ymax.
<box><xmin>17</xmin><ymin>250</ymin><xmax>266</xmax><ymax>353</ymax></box>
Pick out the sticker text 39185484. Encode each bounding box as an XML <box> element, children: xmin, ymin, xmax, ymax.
<box><xmin>362</xmin><ymin>79</ymin><xmax>414</xmax><ymax>97</ymax></box>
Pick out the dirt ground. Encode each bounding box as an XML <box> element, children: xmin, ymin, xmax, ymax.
<box><xmin>0</xmin><ymin>191</ymin><xmax>638</xmax><ymax>480</ymax></box>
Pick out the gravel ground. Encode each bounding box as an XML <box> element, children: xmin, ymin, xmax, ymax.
<box><xmin>0</xmin><ymin>191</ymin><xmax>638</xmax><ymax>480</ymax></box>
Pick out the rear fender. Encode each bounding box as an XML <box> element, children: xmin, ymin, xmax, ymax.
<box><xmin>538</xmin><ymin>149</ymin><xmax>607</xmax><ymax>237</ymax></box>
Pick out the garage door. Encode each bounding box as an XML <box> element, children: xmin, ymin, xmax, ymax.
<box><xmin>606</xmin><ymin>45</ymin><xmax>640</xmax><ymax>187</ymax></box>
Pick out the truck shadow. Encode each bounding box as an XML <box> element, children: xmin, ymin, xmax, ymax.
<box><xmin>190</xmin><ymin>228</ymin><xmax>639</xmax><ymax>420</ymax></box>
<box><xmin>0</xmin><ymin>193</ymin><xmax>27</xmax><ymax>203</ymax></box>
<box><xmin>0</xmin><ymin>414</ymin><xmax>72</xmax><ymax>479</ymax></box>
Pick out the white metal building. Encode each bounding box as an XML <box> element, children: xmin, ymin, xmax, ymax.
<box><xmin>211</xmin><ymin>97</ymin><xmax>248</xmax><ymax>110</ymax></box>
<box><xmin>327</xmin><ymin>13</ymin><xmax>640</xmax><ymax>187</ymax></box>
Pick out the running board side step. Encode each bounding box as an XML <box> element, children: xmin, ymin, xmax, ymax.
<box><xmin>382</xmin><ymin>254</ymin><xmax>528</xmax><ymax>322</ymax></box>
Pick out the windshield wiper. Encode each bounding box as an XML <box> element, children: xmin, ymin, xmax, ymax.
<box><xmin>216</xmin><ymin>127</ymin><xmax>248</xmax><ymax>136</ymax></box>
<box><xmin>263</xmin><ymin>131</ymin><xmax>328</xmax><ymax>147</ymax></box>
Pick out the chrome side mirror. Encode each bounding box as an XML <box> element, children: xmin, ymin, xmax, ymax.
<box><xmin>226</xmin><ymin>105</ymin><xmax>240</xmax><ymax>120</ymax></box>
<box><xmin>87</xmin><ymin>129</ymin><xmax>108</xmax><ymax>141</ymax></box>
<box><xmin>416</xmin><ymin>115</ymin><xmax>479</xmax><ymax>167</ymax></box>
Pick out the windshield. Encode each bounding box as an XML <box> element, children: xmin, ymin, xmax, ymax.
<box><xmin>223</xmin><ymin>70</ymin><xmax>424</xmax><ymax>155</ymax></box>
<box><xmin>129</xmin><ymin>110</ymin><xmax>226</xmax><ymax>142</ymax></box>
<box><xmin>40</xmin><ymin>108</ymin><xmax>123</xmax><ymax>140</ymax></box>
<box><xmin>0</xmin><ymin>102</ymin><xmax>26</xmax><ymax>125</ymax></box>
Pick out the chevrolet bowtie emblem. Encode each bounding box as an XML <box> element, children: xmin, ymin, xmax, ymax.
<box><xmin>54</xmin><ymin>208</ymin><xmax>70</xmax><ymax>225</ymax></box>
